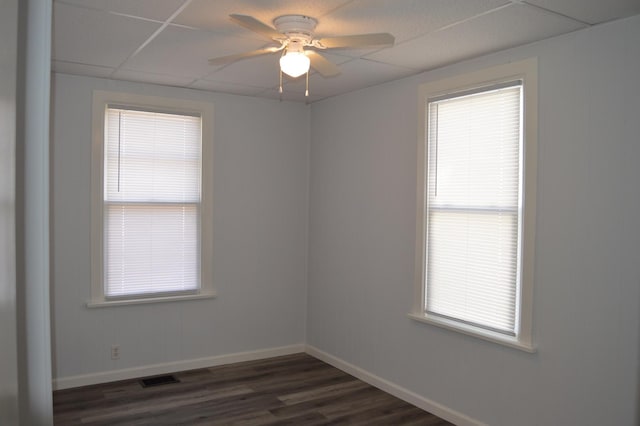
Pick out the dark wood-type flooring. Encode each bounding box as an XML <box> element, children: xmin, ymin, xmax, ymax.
<box><xmin>53</xmin><ymin>353</ymin><xmax>454</xmax><ymax>425</ymax></box>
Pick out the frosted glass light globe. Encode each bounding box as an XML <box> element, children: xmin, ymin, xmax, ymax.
<box><xmin>280</xmin><ymin>52</ymin><xmax>310</xmax><ymax>78</ymax></box>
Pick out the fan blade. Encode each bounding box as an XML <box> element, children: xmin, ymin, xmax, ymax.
<box><xmin>230</xmin><ymin>14</ymin><xmax>282</xmax><ymax>40</ymax></box>
<box><xmin>317</xmin><ymin>33</ymin><xmax>395</xmax><ymax>49</ymax></box>
<box><xmin>209</xmin><ymin>46</ymin><xmax>280</xmax><ymax>66</ymax></box>
<box><xmin>306</xmin><ymin>51</ymin><xmax>340</xmax><ymax>77</ymax></box>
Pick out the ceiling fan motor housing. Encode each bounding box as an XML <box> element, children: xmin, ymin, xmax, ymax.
<box><xmin>273</xmin><ymin>15</ymin><xmax>318</xmax><ymax>45</ymax></box>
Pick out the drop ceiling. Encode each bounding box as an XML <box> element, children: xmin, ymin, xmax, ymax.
<box><xmin>52</xmin><ymin>0</ymin><xmax>640</xmax><ymax>103</ymax></box>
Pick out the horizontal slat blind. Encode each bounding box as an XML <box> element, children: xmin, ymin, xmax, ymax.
<box><xmin>425</xmin><ymin>84</ymin><xmax>522</xmax><ymax>335</ymax></box>
<box><xmin>104</xmin><ymin>107</ymin><xmax>202</xmax><ymax>298</ymax></box>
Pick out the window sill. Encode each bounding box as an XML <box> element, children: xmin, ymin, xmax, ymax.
<box><xmin>408</xmin><ymin>312</ymin><xmax>536</xmax><ymax>353</ymax></box>
<box><xmin>87</xmin><ymin>291</ymin><xmax>216</xmax><ymax>308</ymax></box>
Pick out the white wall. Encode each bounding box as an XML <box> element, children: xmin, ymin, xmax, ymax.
<box><xmin>50</xmin><ymin>74</ymin><xmax>309</xmax><ymax>382</ymax></box>
<box><xmin>307</xmin><ymin>14</ymin><xmax>640</xmax><ymax>426</ymax></box>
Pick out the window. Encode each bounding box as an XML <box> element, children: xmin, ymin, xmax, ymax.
<box><xmin>90</xmin><ymin>91</ymin><xmax>214</xmax><ymax>307</ymax></box>
<box><xmin>411</xmin><ymin>59</ymin><xmax>537</xmax><ymax>351</ymax></box>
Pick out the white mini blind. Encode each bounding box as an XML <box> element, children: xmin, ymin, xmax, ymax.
<box><xmin>104</xmin><ymin>107</ymin><xmax>202</xmax><ymax>298</ymax></box>
<box><xmin>425</xmin><ymin>82</ymin><xmax>522</xmax><ymax>335</ymax></box>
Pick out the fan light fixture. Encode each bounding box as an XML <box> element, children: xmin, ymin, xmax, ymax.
<box><xmin>279</xmin><ymin>51</ymin><xmax>310</xmax><ymax>78</ymax></box>
<box><xmin>208</xmin><ymin>14</ymin><xmax>395</xmax><ymax>99</ymax></box>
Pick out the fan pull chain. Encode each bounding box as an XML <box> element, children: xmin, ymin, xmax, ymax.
<box><xmin>278</xmin><ymin>48</ymin><xmax>287</xmax><ymax>101</ymax></box>
<box><xmin>305</xmin><ymin>70</ymin><xmax>309</xmax><ymax>97</ymax></box>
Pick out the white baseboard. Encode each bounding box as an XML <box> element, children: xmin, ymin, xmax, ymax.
<box><xmin>305</xmin><ymin>345</ymin><xmax>486</xmax><ymax>426</ymax></box>
<box><xmin>52</xmin><ymin>344</ymin><xmax>305</xmax><ymax>391</ymax></box>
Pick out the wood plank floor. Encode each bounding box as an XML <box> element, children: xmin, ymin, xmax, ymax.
<box><xmin>53</xmin><ymin>353</ymin><xmax>454</xmax><ymax>425</ymax></box>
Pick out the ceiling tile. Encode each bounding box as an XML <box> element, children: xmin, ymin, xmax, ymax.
<box><xmin>525</xmin><ymin>0</ymin><xmax>640</xmax><ymax>25</ymax></box>
<box><xmin>303</xmin><ymin>58</ymin><xmax>416</xmax><ymax>99</ymax></box>
<box><xmin>110</xmin><ymin>69</ymin><xmax>196</xmax><ymax>86</ymax></box>
<box><xmin>52</xmin><ymin>60</ymin><xmax>115</xmax><ymax>78</ymax></box>
<box><xmin>174</xmin><ymin>0</ymin><xmax>352</xmax><ymax>34</ymax></box>
<box><xmin>121</xmin><ymin>25</ymin><xmax>263</xmax><ymax>79</ymax></box>
<box><xmin>369</xmin><ymin>3</ymin><xmax>587</xmax><ymax>70</ymax></box>
<box><xmin>202</xmin><ymin>54</ymin><xmax>285</xmax><ymax>89</ymax></box>
<box><xmin>55</xmin><ymin>0</ymin><xmax>187</xmax><ymax>22</ymax></box>
<box><xmin>318</xmin><ymin>0</ymin><xmax>510</xmax><ymax>43</ymax></box>
<box><xmin>190</xmin><ymin>79</ymin><xmax>268</xmax><ymax>97</ymax></box>
<box><xmin>53</xmin><ymin>2</ymin><xmax>161</xmax><ymax>67</ymax></box>
<box><xmin>51</xmin><ymin>0</ymin><xmax>640</xmax><ymax>103</ymax></box>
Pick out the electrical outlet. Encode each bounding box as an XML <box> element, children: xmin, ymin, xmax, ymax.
<box><xmin>111</xmin><ymin>345</ymin><xmax>120</xmax><ymax>360</ymax></box>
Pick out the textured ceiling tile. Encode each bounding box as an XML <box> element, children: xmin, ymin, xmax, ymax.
<box><xmin>190</xmin><ymin>79</ymin><xmax>267</xmax><ymax>96</ymax></box>
<box><xmin>174</xmin><ymin>0</ymin><xmax>352</xmax><ymax>34</ymax></box>
<box><xmin>318</xmin><ymin>0</ymin><xmax>510</xmax><ymax>43</ymax></box>
<box><xmin>110</xmin><ymin>69</ymin><xmax>196</xmax><ymax>86</ymax></box>
<box><xmin>121</xmin><ymin>25</ymin><xmax>263</xmax><ymax>79</ymax></box>
<box><xmin>369</xmin><ymin>3</ymin><xmax>587</xmax><ymax>70</ymax></box>
<box><xmin>53</xmin><ymin>2</ymin><xmax>161</xmax><ymax>67</ymax></box>
<box><xmin>304</xmin><ymin>58</ymin><xmax>416</xmax><ymax>99</ymax></box>
<box><xmin>202</xmin><ymin>53</ymin><xmax>284</xmax><ymax>89</ymax></box>
<box><xmin>51</xmin><ymin>0</ymin><xmax>640</xmax><ymax>103</ymax></box>
<box><xmin>525</xmin><ymin>0</ymin><xmax>640</xmax><ymax>25</ymax></box>
<box><xmin>55</xmin><ymin>0</ymin><xmax>187</xmax><ymax>22</ymax></box>
<box><xmin>52</xmin><ymin>60</ymin><xmax>115</xmax><ymax>78</ymax></box>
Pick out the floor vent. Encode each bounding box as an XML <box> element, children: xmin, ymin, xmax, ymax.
<box><xmin>139</xmin><ymin>374</ymin><xmax>180</xmax><ymax>388</ymax></box>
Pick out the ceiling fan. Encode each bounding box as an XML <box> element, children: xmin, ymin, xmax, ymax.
<box><xmin>208</xmin><ymin>14</ymin><xmax>395</xmax><ymax>97</ymax></box>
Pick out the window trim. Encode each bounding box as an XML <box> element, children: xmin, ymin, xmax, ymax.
<box><xmin>89</xmin><ymin>90</ymin><xmax>215</xmax><ymax>307</ymax></box>
<box><xmin>411</xmin><ymin>59</ymin><xmax>538</xmax><ymax>352</ymax></box>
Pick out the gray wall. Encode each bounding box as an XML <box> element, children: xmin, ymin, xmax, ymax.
<box><xmin>307</xmin><ymin>14</ymin><xmax>640</xmax><ymax>426</ymax></box>
<box><xmin>50</xmin><ymin>74</ymin><xmax>309</xmax><ymax>380</ymax></box>
<box><xmin>1</xmin><ymin>0</ymin><xmax>54</xmax><ymax>423</ymax></box>
<box><xmin>16</xmin><ymin>0</ymin><xmax>53</xmax><ymax>423</ymax></box>
<box><xmin>0</xmin><ymin>0</ymin><xmax>19</xmax><ymax>423</ymax></box>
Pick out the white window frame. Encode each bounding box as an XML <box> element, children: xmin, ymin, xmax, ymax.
<box><xmin>410</xmin><ymin>59</ymin><xmax>538</xmax><ymax>352</ymax></box>
<box><xmin>89</xmin><ymin>91</ymin><xmax>215</xmax><ymax>307</ymax></box>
